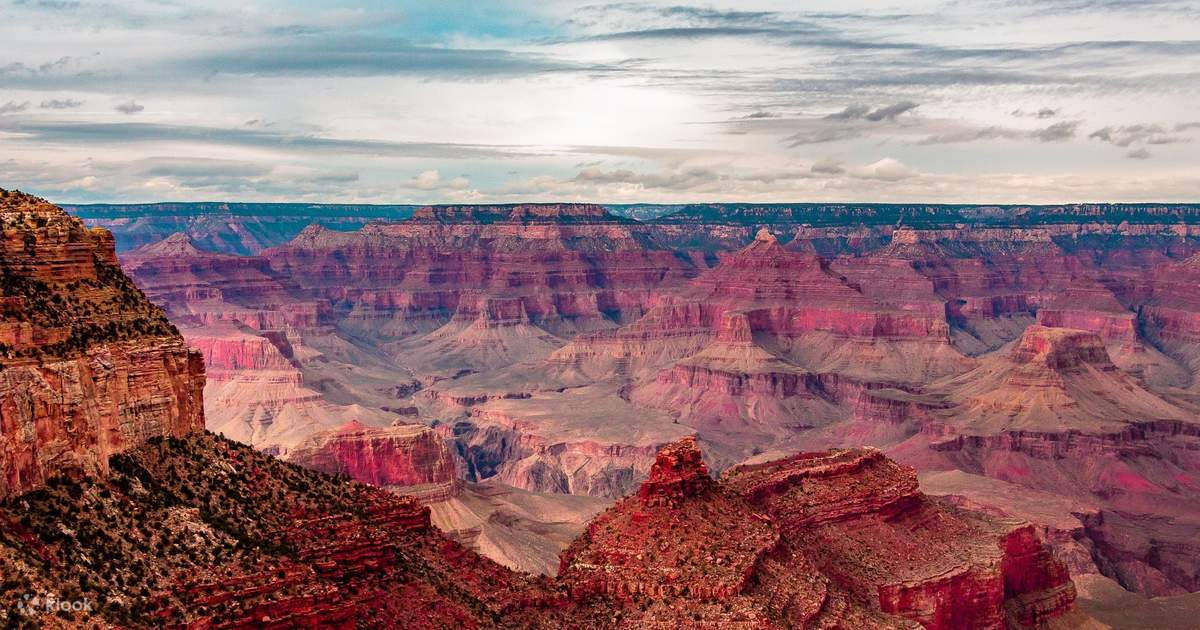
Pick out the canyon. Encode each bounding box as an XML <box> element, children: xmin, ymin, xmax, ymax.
<box><xmin>0</xmin><ymin>193</ymin><xmax>1191</xmax><ymax>625</ymax></box>
<box><xmin>0</xmin><ymin>189</ymin><xmax>1106</xmax><ymax>627</ymax></box>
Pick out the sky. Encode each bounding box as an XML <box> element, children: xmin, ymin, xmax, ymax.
<box><xmin>1</xmin><ymin>0</ymin><xmax>1200</xmax><ymax>204</ymax></box>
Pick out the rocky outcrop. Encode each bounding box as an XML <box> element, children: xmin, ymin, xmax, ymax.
<box><xmin>0</xmin><ymin>432</ymin><xmax>576</xmax><ymax>628</ymax></box>
<box><xmin>287</xmin><ymin>420</ymin><xmax>461</xmax><ymax>502</ymax></box>
<box><xmin>448</xmin><ymin>387</ymin><xmax>694</xmax><ymax>498</ymax></box>
<box><xmin>637</xmin><ymin>436</ymin><xmax>714</xmax><ymax>506</ymax></box>
<box><xmin>559</xmin><ymin>438</ymin><xmax>1091</xmax><ymax>629</ymax></box>
<box><xmin>0</xmin><ymin>190</ymin><xmax>205</xmax><ymax>498</ymax></box>
<box><xmin>1035</xmin><ymin>283</ymin><xmax>1136</xmax><ymax>344</ymax></box>
<box><xmin>185</xmin><ymin>328</ymin><xmax>296</xmax><ymax>373</ymax></box>
<box><xmin>925</xmin><ymin>325</ymin><xmax>1191</xmax><ymax>435</ymax></box>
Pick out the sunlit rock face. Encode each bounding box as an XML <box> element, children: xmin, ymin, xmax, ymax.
<box><xmin>0</xmin><ymin>189</ymin><xmax>205</xmax><ymax>498</ymax></box>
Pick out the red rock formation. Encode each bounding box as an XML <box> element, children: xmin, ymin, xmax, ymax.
<box><xmin>264</xmin><ymin>205</ymin><xmax>696</xmax><ymax>340</ymax></box>
<box><xmin>926</xmin><ymin>325</ymin><xmax>1191</xmax><ymax>434</ymax></box>
<box><xmin>1142</xmin><ymin>253</ymin><xmax>1200</xmax><ymax>381</ymax></box>
<box><xmin>882</xmin><ymin>325</ymin><xmax>1200</xmax><ymax>596</ymax></box>
<box><xmin>121</xmin><ymin>233</ymin><xmax>327</xmax><ymax>330</ymax></box>
<box><xmin>287</xmin><ymin>420</ymin><xmax>461</xmax><ymax>502</ymax></box>
<box><xmin>554</xmin><ymin>228</ymin><xmax>969</xmax><ymax>385</ymax></box>
<box><xmin>637</xmin><ymin>435</ymin><xmax>713</xmax><ymax>506</ymax></box>
<box><xmin>560</xmin><ymin>438</ymin><xmax>1091</xmax><ymax>628</ymax></box>
<box><xmin>186</xmin><ymin>328</ymin><xmax>297</xmax><ymax>373</ymax></box>
<box><xmin>1035</xmin><ymin>282</ymin><xmax>1136</xmax><ymax>344</ymax></box>
<box><xmin>0</xmin><ymin>190</ymin><xmax>205</xmax><ymax>498</ymax></box>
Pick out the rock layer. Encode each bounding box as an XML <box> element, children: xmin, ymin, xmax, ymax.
<box><xmin>0</xmin><ymin>190</ymin><xmax>205</xmax><ymax>498</ymax></box>
<box><xmin>560</xmin><ymin>438</ymin><xmax>1092</xmax><ymax>629</ymax></box>
<box><xmin>287</xmin><ymin>420</ymin><xmax>460</xmax><ymax>501</ymax></box>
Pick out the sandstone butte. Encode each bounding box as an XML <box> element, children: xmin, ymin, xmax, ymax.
<box><xmin>0</xmin><ymin>190</ymin><xmax>1101</xmax><ymax>628</ymax></box>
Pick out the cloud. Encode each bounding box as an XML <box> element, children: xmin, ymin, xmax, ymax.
<box><xmin>4</xmin><ymin>1</ymin><xmax>1200</xmax><ymax>204</ymax></box>
<box><xmin>578</xmin><ymin>26</ymin><xmax>798</xmax><ymax>42</ymax></box>
<box><xmin>917</xmin><ymin>126</ymin><xmax>1024</xmax><ymax>144</ymax></box>
<box><xmin>39</xmin><ymin>99</ymin><xmax>84</xmax><ymax>109</ymax></box>
<box><xmin>1012</xmin><ymin>108</ymin><xmax>1059</xmax><ymax>118</ymax></box>
<box><xmin>853</xmin><ymin>158</ymin><xmax>918</xmax><ymax>181</ymax></box>
<box><xmin>115</xmin><ymin>101</ymin><xmax>144</xmax><ymax>115</ymax></box>
<box><xmin>825</xmin><ymin>104</ymin><xmax>872</xmax><ymax>120</ymax></box>
<box><xmin>786</xmin><ymin>127</ymin><xmax>864</xmax><ymax>146</ymax></box>
<box><xmin>1030</xmin><ymin>120</ymin><xmax>1081</xmax><ymax>142</ymax></box>
<box><xmin>0</xmin><ymin>56</ymin><xmax>74</xmax><ymax>78</ymax></box>
<box><xmin>1089</xmin><ymin>124</ymin><xmax>1190</xmax><ymax>147</ymax></box>
<box><xmin>406</xmin><ymin>169</ymin><xmax>470</xmax><ymax>191</ymax></box>
<box><xmin>1174</xmin><ymin>122</ymin><xmax>1200</xmax><ymax>132</ymax></box>
<box><xmin>0</xmin><ymin>101</ymin><xmax>30</xmax><ymax>114</ymax></box>
<box><xmin>140</xmin><ymin>158</ymin><xmax>272</xmax><ymax>180</ymax></box>
<box><xmin>409</xmin><ymin>170</ymin><xmax>441</xmax><ymax>190</ymax></box>
<box><xmin>178</xmin><ymin>37</ymin><xmax>608</xmax><ymax>79</ymax></box>
<box><xmin>810</xmin><ymin>158</ymin><xmax>845</xmax><ymax>175</ymax></box>
<box><xmin>826</xmin><ymin>102</ymin><xmax>919</xmax><ymax>121</ymax></box>
<box><xmin>864</xmin><ymin>101</ymin><xmax>920</xmax><ymax>121</ymax></box>
<box><xmin>13</xmin><ymin>0</ymin><xmax>82</xmax><ymax>9</ymax></box>
<box><xmin>1126</xmin><ymin>148</ymin><xmax>1152</xmax><ymax>159</ymax></box>
<box><xmin>573</xmin><ymin>166</ymin><xmax>723</xmax><ymax>190</ymax></box>
<box><xmin>0</xmin><ymin>120</ymin><xmax>538</xmax><ymax>159</ymax></box>
<box><xmin>918</xmin><ymin>121</ymin><xmax>1080</xmax><ymax>144</ymax></box>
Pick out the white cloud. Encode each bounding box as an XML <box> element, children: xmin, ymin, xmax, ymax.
<box><xmin>853</xmin><ymin>158</ymin><xmax>918</xmax><ymax>182</ymax></box>
<box><xmin>410</xmin><ymin>169</ymin><xmax>442</xmax><ymax>190</ymax></box>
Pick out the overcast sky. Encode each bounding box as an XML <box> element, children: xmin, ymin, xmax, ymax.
<box><xmin>2</xmin><ymin>0</ymin><xmax>1199</xmax><ymax>204</ymax></box>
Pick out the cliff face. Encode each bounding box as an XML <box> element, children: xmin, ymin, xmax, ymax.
<box><xmin>287</xmin><ymin>420</ymin><xmax>460</xmax><ymax>501</ymax></box>
<box><xmin>0</xmin><ymin>190</ymin><xmax>205</xmax><ymax>497</ymax></box>
<box><xmin>263</xmin><ymin>204</ymin><xmax>695</xmax><ymax>342</ymax></box>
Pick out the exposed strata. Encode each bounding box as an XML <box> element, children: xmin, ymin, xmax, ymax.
<box><xmin>91</xmin><ymin>204</ymin><xmax>1200</xmax><ymax>605</ymax></box>
<box><xmin>1142</xmin><ymin>253</ymin><xmax>1200</xmax><ymax>390</ymax></box>
<box><xmin>264</xmin><ymin>205</ymin><xmax>695</xmax><ymax>341</ymax></box>
<box><xmin>287</xmin><ymin>420</ymin><xmax>460</xmax><ymax>501</ymax></box>
<box><xmin>282</xmin><ymin>417</ymin><xmax>614</xmax><ymax>577</ymax></box>
<box><xmin>427</xmin><ymin>478</ymin><xmax>612</xmax><ymax>577</ymax></box>
<box><xmin>68</xmin><ymin>201</ymin><xmax>419</xmax><ymax>254</ymax></box>
<box><xmin>0</xmin><ymin>190</ymin><xmax>205</xmax><ymax>498</ymax></box>
<box><xmin>121</xmin><ymin>233</ymin><xmax>328</xmax><ymax>330</ymax></box>
<box><xmin>560</xmin><ymin>438</ymin><xmax>1093</xmax><ymax>629</ymax></box>
<box><xmin>887</xmin><ymin>325</ymin><xmax>1200</xmax><ymax>596</ymax></box>
<box><xmin>556</xmin><ymin>228</ymin><xmax>970</xmax><ymax>386</ymax></box>
<box><xmin>0</xmin><ymin>433</ymin><xmax>1099</xmax><ymax>628</ymax></box>
<box><xmin>927</xmin><ymin>325</ymin><xmax>1192</xmax><ymax>434</ymax></box>
<box><xmin>1036</xmin><ymin>281</ymin><xmax>1189</xmax><ymax>388</ymax></box>
<box><xmin>0</xmin><ymin>191</ymin><xmax>1151</xmax><ymax>627</ymax></box>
